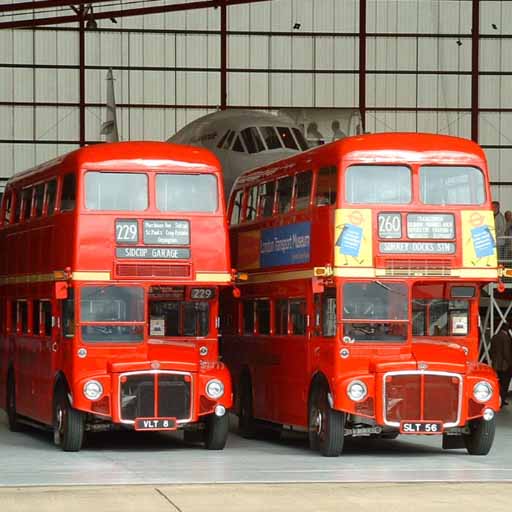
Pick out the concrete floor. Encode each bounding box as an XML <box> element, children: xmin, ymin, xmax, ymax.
<box><xmin>0</xmin><ymin>407</ymin><xmax>511</xmax><ymax>486</ymax></box>
<box><xmin>1</xmin><ymin>483</ymin><xmax>512</xmax><ymax>512</ymax></box>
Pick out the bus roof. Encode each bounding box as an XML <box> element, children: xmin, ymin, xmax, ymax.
<box><xmin>6</xmin><ymin>141</ymin><xmax>222</xmax><ymax>188</ymax></box>
<box><xmin>232</xmin><ymin>132</ymin><xmax>487</xmax><ymax>189</ymax></box>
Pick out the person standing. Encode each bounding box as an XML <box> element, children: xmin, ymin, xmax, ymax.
<box><xmin>490</xmin><ymin>322</ymin><xmax>512</xmax><ymax>407</ymax></box>
<box><xmin>493</xmin><ymin>201</ymin><xmax>506</xmax><ymax>261</ymax></box>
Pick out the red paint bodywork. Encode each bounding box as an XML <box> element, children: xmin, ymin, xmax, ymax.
<box><xmin>0</xmin><ymin>141</ymin><xmax>232</xmax><ymax>431</ymax></box>
<box><xmin>222</xmin><ymin>133</ymin><xmax>500</xmax><ymax>436</ymax></box>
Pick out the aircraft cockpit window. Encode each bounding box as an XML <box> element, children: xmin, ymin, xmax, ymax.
<box><xmin>260</xmin><ymin>126</ymin><xmax>282</xmax><ymax>150</ymax></box>
<box><xmin>292</xmin><ymin>128</ymin><xmax>309</xmax><ymax>151</ymax></box>
<box><xmin>232</xmin><ymin>135</ymin><xmax>245</xmax><ymax>153</ymax></box>
<box><xmin>217</xmin><ymin>130</ymin><xmax>231</xmax><ymax>149</ymax></box>
<box><xmin>224</xmin><ymin>130</ymin><xmax>236</xmax><ymax>149</ymax></box>
<box><xmin>277</xmin><ymin>127</ymin><xmax>299</xmax><ymax>150</ymax></box>
<box><xmin>241</xmin><ymin>127</ymin><xmax>265</xmax><ymax>154</ymax></box>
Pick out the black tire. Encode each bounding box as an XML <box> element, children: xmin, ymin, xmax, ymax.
<box><xmin>238</xmin><ymin>375</ymin><xmax>256</xmax><ymax>438</ymax></box>
<box><xmin>6</xmin><ymin>372</ymin><xmax>21</xmax><ymax>432</ymax></box>
<box><xmin>53</xmin><ymin>384</ymin><xmax>85</xmax><ymax>452</ymax></box>
<box><xmin>308</xmin><ymin>383</ymin><xmax>345</xmax><ymax>457</ymax></box>
<box><xmin>204</xmin><ymin>413</ymin><xmax>229</xmax><ymax>450</ymax></box>
<box><xmin>464</xmin><ymin>416</ymin><xmax>496</xmax><ymax>455</ymax></box>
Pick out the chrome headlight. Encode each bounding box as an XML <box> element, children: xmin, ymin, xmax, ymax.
<box><xmin>473</xmin><ymin>381</ymin><xmax>493</xmax><ymax>403</ymax></box>
<box><xmin>206</xmin><ymin>379</ymin><xmax>224</xmax><ymax>399</ymax></box>
<box><xmin>83</xmin><ymin>380</ymin><xmax>103</xmax><ymax>401</ymax></box>
<box><xmin>347</xmin><ymin>380</ymin><xmax>368</xmax><ymax>402</ymax></box>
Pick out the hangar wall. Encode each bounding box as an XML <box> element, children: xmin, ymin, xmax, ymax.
<box><xmin>0</xmin><ymin>0</ymin><xmax>510</xmax><ymax>204</ymax></box>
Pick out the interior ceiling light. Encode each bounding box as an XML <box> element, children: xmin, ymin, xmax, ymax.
<box><xmin>293</xmin><ymin>22</ymin><xmax>301</xmax><ymax>30</ymax></box>
<box><xmin>456</xmin><ymin>39</ymin><xmax>462</xmax><ymax>46</ymax></box>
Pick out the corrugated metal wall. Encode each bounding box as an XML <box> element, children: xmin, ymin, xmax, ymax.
<box><xmin>0</xmin><ymin>0</ymin><xmax>510</xmax><ymax>204</ymax></box>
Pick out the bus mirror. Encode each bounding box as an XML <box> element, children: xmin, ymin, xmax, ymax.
<box><xmin>55</xmin><ymin>281</ymin><xmax>69</xmax><ymax>299</ymax></box>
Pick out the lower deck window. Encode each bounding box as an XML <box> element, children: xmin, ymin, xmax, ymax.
<box><xmin>150</xmin><ymin>301</ymin><xmax>210</xmax><ymax>337</ymax></box>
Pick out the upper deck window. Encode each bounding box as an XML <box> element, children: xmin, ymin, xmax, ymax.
<box><xmin>295</xmin><ymin>171</ymin><xmax>312</xmax><ymax>211</ymax></box>
<box><xmin>61</xmin><ymin>173</ymin><xmax>76</xmax><ymax>211</ymax></box>
<box><xmin>345</xmin><ymin>165</ymin><xmax>411</xmax><ymax>204</ymax></box>
<box><xmin>85</xmin><ymin>172</ymin><xmax>147</xmax><ymax>211</ymax></box>
<box><xmin>22</xmin><ymin>188</ymin><xmax>32</xmax><ymax>221</ymax></box>
<box><xmin>277</xmin><ymin>176</ymin><xmax>293</xmax><ymax>214</ymax></box>
<box><xmin>260</xmin><ymin>127</ymin><xmax>282</xmax><ymax>150</ymax></box>
<box><xmin>230</xmin><ymin>189</ymin><xmax>243</xmax><ymax>225</ymax></box>
<box><xmin>241</xmin><ymin>127</ymin><xmax>265</xmax><ymax>154</ymax></box>
<box><xmin>3</xmin><ymin>191</ymin><xmax>12</xmax><ymax>224</ymax></box>
<box><xmin>316</xmin><ymin>166</ymin><xmax>337</xmax><ymax>206</ymax></box>
<box><xmin>246</xmin><ymin>185</ymin><xmax>259</xmax><ymax>221</ymax></box>
<box><xmin>46</xmin><ymin>179</ymin><xmax>57</xmax><ymax>216</ymax></box>
<box><xmin>34</xmin><ymin>183</ymin><xmax>44</xmax><ymax>217</ymax></box>
<box><xmin>156</xmin><ymin>174</ymin><xmax>218</xmax><ymax>212</ymax></box>
<box><xmin>420</xmin><ymin>166</ymin><xmax>485</xmax><ymax>205</ymax></box>
<box><xmin>259</xmin><ymin>181</ymin><xmax>275</xmax><ymax>218</ymax></box>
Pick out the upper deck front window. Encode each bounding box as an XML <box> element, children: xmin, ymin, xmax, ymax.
<box><xmin>342</xmin><ymin>281</ymin><xmax>408</xmax><ymax>343</ymax></box>
<box><xmin>85</xmin><ymin>172</ymin><xmax>148</xmax><ymax>211</ymax></box>
<box><xmin>345</xmin><ymin>165</ymin><xmax>411</xmax><ymax>204</ymax></box>
<box><xmin>420</xmin><ymin>166</ymin><xmax>485</xmax><ymax>205</ymax></box>
<box><xmin>156</xmin><ymin>174</ymin><xmax>218</xmax><ymax>212</ymax></box>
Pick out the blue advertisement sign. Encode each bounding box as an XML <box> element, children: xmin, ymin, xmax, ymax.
<box><xmin>336</xmin><ymin>224</ymin><xmax>363</xmax><ymax>257</ymax></box>
<box><xmin>260</xmin><ymin>222</ymin><xmax>311</xmax><ymax>268</ymax></box>
<box><xmin>471</xmin><ymin>225</ymin><xmax>495</xmax><ymax>258</ymax></box>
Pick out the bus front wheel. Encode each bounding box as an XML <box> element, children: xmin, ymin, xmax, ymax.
<box><xmin>464</xmin><ymin>416</ymin><xmax>496</xmax><ymax>455</ymax></box>
<box><xmin>53</xmin><ymin>385</ymin><xmax>85</xmax><ymax>452</ymax></box>
<box><xmin>6</xmin><ymin>372</ymin><xmax>21</xmax><ymax>432</ymax></box>
<box><xmin>308</xmin><ymin>383</ymin><xmax>345</xmax><ymax>457</ymax></box>
<box><xmin>204</xmin><ymin>412</ymin><xmax>229</xmax><ymax>450</ymax></box>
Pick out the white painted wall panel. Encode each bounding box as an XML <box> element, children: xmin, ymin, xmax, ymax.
<box><xmin>0</xmin><ymin>145</ymin><xmax>14</xmax><ymax>178</ymax></box>
<box><xmin>0</xmin><ymin>107</ymin><xmax>13</xmax><ymax>139</ymax></box>
<box><xmin>0</xmin><ymin>31</ymin><xmax>13</xmax><ymax>63</ymax></box>
<box><xmin>12</xmin><ymin>68</ymin><xmax>33</xmax><ymax>102</ymax></box>
<box><xmin>228</xmin><ymin>72</ymin><xmax>249</xmax><ymax>106</ymax></box>
<box><xmin>270</xmin><ymin>37</ymin><xmax>291</xmax><ymax>69</ymax></box>
<box><xmin>315</xmin><ymin>37</ymin><xmax>334</xmax><ymax>70</ymax></box>
<box><xmin>294</xmin><ymin>0</ymin><xmax>314</xmax><ymax>32</ymax></box>
<box><xmin>270</xmin><ymin>73</ymin><xmax>292</xmax><ymax>107</ymax></box>
<box><xmin>333</xmin><ymin>74</ymin><xmax>357</xmax><ymax>108</ymax></box>
<box><xmin>249</xmin><ymin>36</ymin><xmax>269</xmax><ymax>68</ymax></box>
<box><xmin>57</xmin><ymin>31</ymin><xmax>78</xmax><ymax>66</ymax></box>
<box><xmin>248</xmin><ymin>73</ymin><xmax>269</xmax><ymax>106</ymax></box>
<box><xmin>292</xmin><ymin>73</ymin><xmax>313</xmax><ymax>106</ymax></box>
<box><xmin>292</xmin><ymin>37</ymin><xmax>314</xmax><ymax>70</ymax></box>
<box><xmin>14</xmin><ymin>31</ymin><xmax>33</xmax><ymax>65</ymax></box>
<box><xmin>314</xmin><ymin>74</ymin><xmax>334</xmax><ymax>107</ymax></box>
<box><xmin>270</xmin><ymin>0</ymin><xmax>292</xmax><ymax>32</ymax></box>
<box><xmin>229</xmin><ymin>35</ymin><xmax>250</xmax><ymax>68</ymax></box>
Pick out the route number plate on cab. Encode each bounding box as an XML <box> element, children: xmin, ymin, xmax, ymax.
<box><xmin>400</xmin><ymin>421</ymin><xmax>443</xmax><ymax>434</ymax></box>
<box><xmin>134</xmin><ymin>418</ymin><xmax>177</xmax><ymax>431</ymax></box>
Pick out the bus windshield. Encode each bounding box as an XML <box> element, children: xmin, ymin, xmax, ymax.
<box><xmin>85</xmin><ymin>172</ymin><xmax>148</xmax><ymax>211</ymax></box>
<box><xmin>80</xmin><ymin>285</ymin><xmax>144</xmax><ymax>343</ymax></box>
<box><xmin>156</xmin><ymin>174</ymin><xmax>218</xmax><ymax>212</ymax></box>
<box><xmin>420</xmin><ymin>166</ymin><xmax>485</xmax><ymax>205</ymax></box>
<box><xmin>345</xmin><ymin>165</ymin><xmax>411</xmax><ymax>204</ymax></box>
<box><xmin>342</xmin><ymin>281</ymin><xmax>408</xmax><ymax>343</ymax></box>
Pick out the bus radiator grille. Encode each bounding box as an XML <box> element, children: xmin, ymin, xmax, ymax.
<box><xmin>120</xmin><ymin>372</ymin><xmax>191</xmax><ymax>422</ymax></box>
<box><xmin>384</xmin><ymin>373</ymin><xmax>459</xmax><ymax>425</ymax></box>
<box><xmin>116</xmin><ymin>264</ymin><xmax>191</xmax><ymax>278</ymax></box>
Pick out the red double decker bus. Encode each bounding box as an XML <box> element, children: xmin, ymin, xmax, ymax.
<box><xmin>221</xmin><ymin>133</ymin><xmax>500</xmax><ymax>456</ymax></box>
<box><xmin>0</xmin><ymin>141</ymin><xmax>232</xmax><ymax>451</ymax></box>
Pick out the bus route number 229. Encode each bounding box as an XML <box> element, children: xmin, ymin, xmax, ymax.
<box><xmin>116</xmin><ymin>220</ymin><xmax>139</xmax><ymax>244</ymax></box>
<box><xmin>191</xmin><ymin>288</ymin><xmax>215</xmax><ymax>300</ymax></box>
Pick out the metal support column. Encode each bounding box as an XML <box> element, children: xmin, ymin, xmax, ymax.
<box><xmin>358</xmin><ymin>0</ymin><xmax>366</xmax><ymax>132</ymax></box>
<box><xmin>220</xmin><ymin>0</ymin><xmax>228</xmax><ymax>110</ymax></box>
<box><xmin>471</xmin><ymin>0</ymin><xmax>480</xmax><ymax>142</ymax></box>
<box><xmin>78</xmin><ymin>5</ymin><xmax>86</xmax><ymax>147</ymax></box>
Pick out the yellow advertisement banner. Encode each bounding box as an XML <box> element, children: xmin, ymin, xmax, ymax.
<box><xmin>334</xmin><ymin>208</ymin><xmax>373</xmax><ymax>267</ymax></box>
<box><xmin>461</xmin><ymin>210</ymin><xmax>497</xmax><ymax>268</ymax></box>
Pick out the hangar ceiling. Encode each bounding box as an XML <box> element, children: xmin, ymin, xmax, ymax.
<box><xmin>0</xmin><ymin>0</ymin><xmax>510</xmax><ymax>202</ymax></box>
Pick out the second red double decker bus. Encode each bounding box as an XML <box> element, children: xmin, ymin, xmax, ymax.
<box><xmin>221</xmin><ymin>133</ymin><xmax>500</xmax><ymax>456</ymax></box>
<box><xmin>0</xmin><ymin>141</ymin><xmax>232</xmax><ymax>451</ymax></box>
